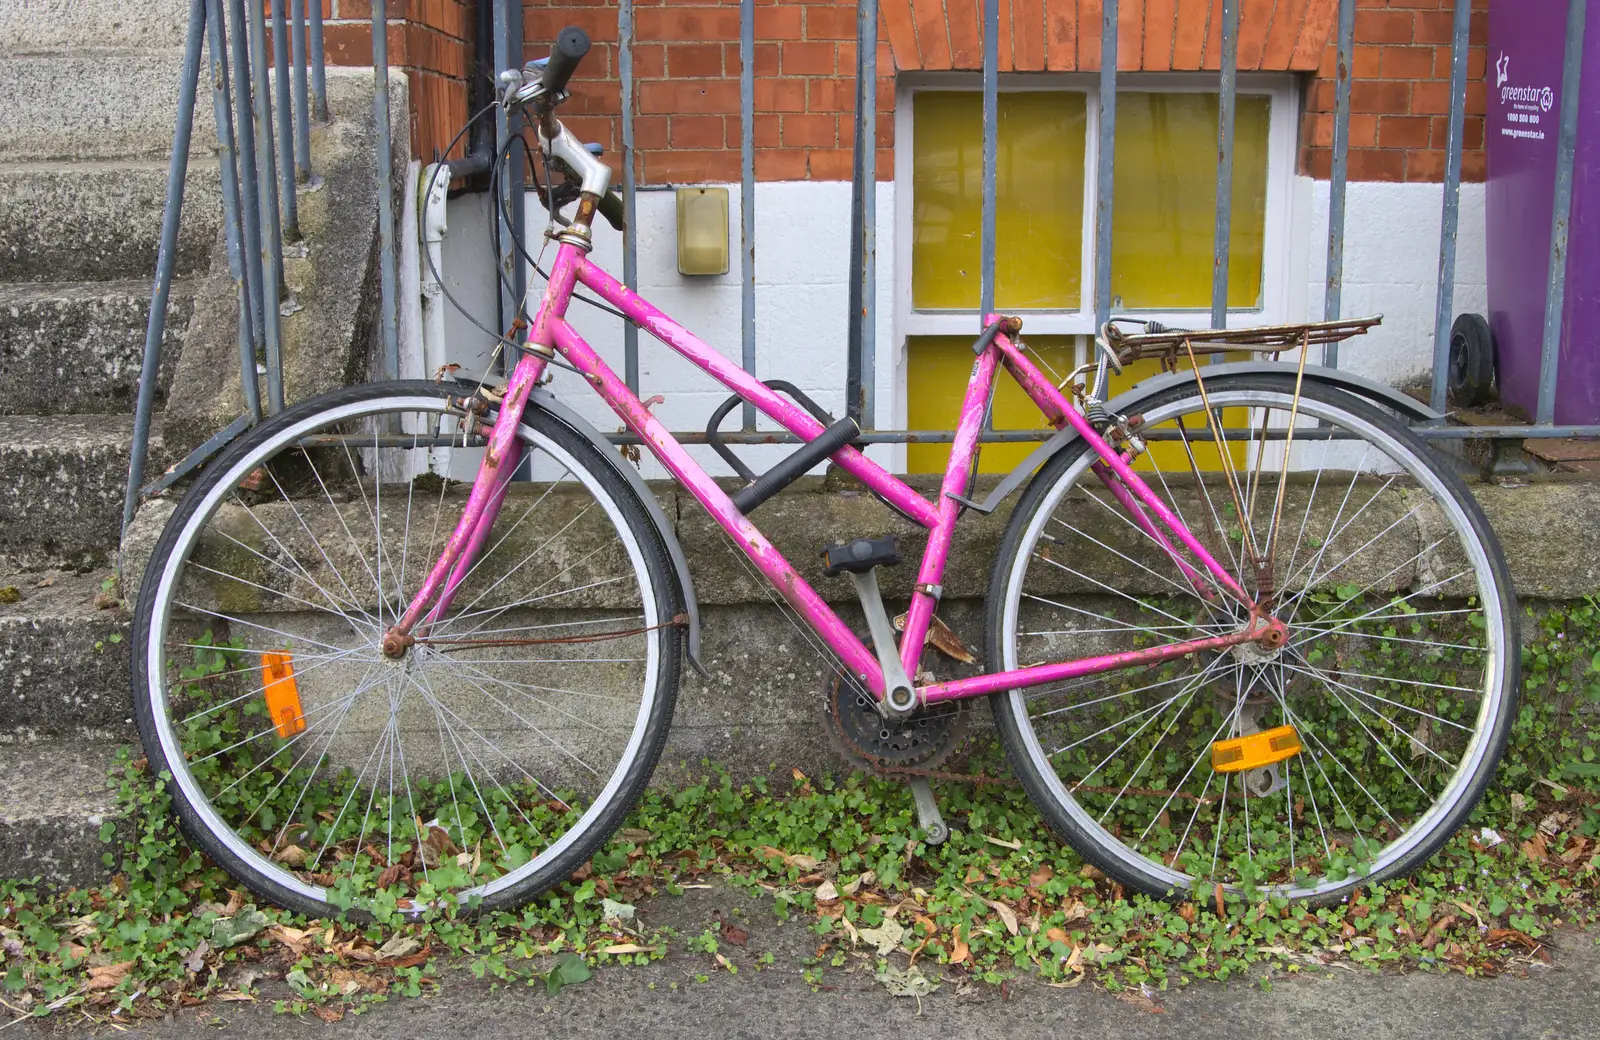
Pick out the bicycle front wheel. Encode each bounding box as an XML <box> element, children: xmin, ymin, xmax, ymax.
<box><xmin>987</xmin><ymin>375</ymin><xmax>1517</xmax><ymax>905</ymax></box>
<box><xmin>133</xmin><ymin>381</ymin><xmax>681</xmax><ymax>918</ymax></box>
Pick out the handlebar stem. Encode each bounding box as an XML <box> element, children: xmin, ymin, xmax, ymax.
<box><xmin>536</xmin><ymin>116</ymin><xmax>612</xmax><ymax>204</ymax></box>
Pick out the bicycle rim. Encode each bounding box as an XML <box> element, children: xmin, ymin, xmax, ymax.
<box><xmin>137</xmin><ymin>387</ymin><xmax>672</xmax><ymax>915</ymax></box>
<box><xmin>993</xmin><ymin>378</ymin><xmax>1514</xmax><ymax>902</ymax></box>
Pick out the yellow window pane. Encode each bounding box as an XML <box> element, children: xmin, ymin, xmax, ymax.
<box><xmin>912</xmin><ymin>92</ymin><xmax>1086</xmax><ymax>311</ymax></box>
<box><xmin>1110</xmin><ymin>94</ymin><xmax>1270</xmax><ymax>311</ymax></box>
<box><xmin>905</xmin><ymin>336</ymin><xmax>1078</xmax><ymax>474</ymax></box>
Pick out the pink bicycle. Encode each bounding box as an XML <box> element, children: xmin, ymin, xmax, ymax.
<box><xmin>134</xmin><ymin>30</ymin><xmax>1517</xmax><ymax>918</ymax></box>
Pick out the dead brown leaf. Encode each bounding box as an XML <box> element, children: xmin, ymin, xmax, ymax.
<box><xmin>84</xmin><ymin>961</ymin><xmax>133</xmax><ymax>992</ymax></box>
<box><xmin>329</xmin><ymin>967</ymin><xmax>388</xmax><ymax>994</ymax></box>
<box><xmin>1420</xmin><ymin>914</ymin><xmax>1459</xmax><ymax>950</ymax></box>
<box><xmin>1486</xmin><ymin>928</ymin><xmax>1540</xmax><ymax>951</ymax></box>
<box><xmin>1116</xmin><ymin>990</ymin><xmax>1167</xmax><ymax>1014</ymax></box>
<box><xmin>311</xmin><ymin>1004</ymin><xmax>345</xmax><ymax>1023</ymax></box>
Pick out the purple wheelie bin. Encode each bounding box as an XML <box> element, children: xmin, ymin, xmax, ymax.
<box><xmin>1478</xmin><ymin>0</ymin><xmax>1600</xmax><ymax>424</ymax></box>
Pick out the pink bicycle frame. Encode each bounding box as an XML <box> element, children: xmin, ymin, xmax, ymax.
<box><xmin>389</xmin><ymin>236</ymin><xmax>1281</xmax><ymax>707</ymax></box>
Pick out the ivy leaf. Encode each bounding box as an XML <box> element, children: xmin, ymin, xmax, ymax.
<box><xmin>544</xmin><ymin>952</ymin><xmax>591</xmax><ymax>996</ymax></box>
<box><xmin>211</xmin><ymin>906</ymin><xmax>270</xmax><ymax>948</ymax></box>
<box><xmin>876</xmin><ymin>963</ymin><xmax>937</xmax><ymax>998</ymax></box>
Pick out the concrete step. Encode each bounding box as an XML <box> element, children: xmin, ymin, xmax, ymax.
<box><xmin>0</xmin><ymin>279</ymin><xmax>191</xmax><ymax>415</ymax></box>
<box><xmin>0</xmin><ymin>0</ymin><xmax>190</xmax><ymax>55</ymax></box>
<box><xmin>0</xmin><ymin>414</ymin><xmax>147</xmax><ymax>568</ymax></box>
<box><xmin>0</xmin><ymin>160</ymin><xmax>221</xmax><ymax>283</ymax></box>
<box><xmin>0</xmin><ymin>738</ymin><xmax>125</xmax><ymax>886</ymax></box>
<box><xmin>0</xmin><ymin>569</ymin><xmax>133</xmax><ymax>743</ymax></box>
<box><xmin>0</xmin><ymin>50</ymin><xmax>216</xmax><ymax>163</ymax></box>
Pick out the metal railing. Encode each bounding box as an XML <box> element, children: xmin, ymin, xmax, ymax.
<box><xmin>123</xmin><ymin>0</ymin><xmax>1595</xmax><ymax>536</ymax></box>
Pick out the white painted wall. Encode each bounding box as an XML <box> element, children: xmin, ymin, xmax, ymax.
<box><xmin>1295</xmin><ymin>177</ymin><xmax>1488</xmax><ymax>390</ymax></box>
<box><xmin>437</xmin><ymin>181</ymin><xmax>894</xmax><ymax>479</ymax></box>
<box><xmin>428</xmin><ymin>174</ymin><xmax>1481</xmax><ymax>478</ymax></box>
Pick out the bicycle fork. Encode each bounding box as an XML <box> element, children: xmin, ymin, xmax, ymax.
<box><xmin>381</xmin><ymin>350</ymin><xmax>549</xmax><ymax>657</ymax></box>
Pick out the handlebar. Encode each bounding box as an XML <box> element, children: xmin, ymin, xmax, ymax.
<box><xmin>540</xmin><ymin>26</ymin><xmax>590</xmax><ymax>99</ymax></box>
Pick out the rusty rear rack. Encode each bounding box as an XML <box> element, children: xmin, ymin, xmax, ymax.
<box><xmin>1104</xmin><ymin>316</ymin><xmax>1384</xmax><ymax>368</ymax></box>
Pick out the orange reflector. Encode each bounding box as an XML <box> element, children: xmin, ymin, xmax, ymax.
<box><xmin>1212</xmin><ymin>725</ymin><xmax>1301</xmax><ymax>773</ymax></box>
<box><xmin>261</xmin><ymin>652</ymin><xmax>305</xmax><ymax>738</ymax></box>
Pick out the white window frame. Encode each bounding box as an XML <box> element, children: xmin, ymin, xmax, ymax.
<box><xmin>892</xmin><ymin>71</ymin><xmax>1301</xmax><ymax>345</ymax></box>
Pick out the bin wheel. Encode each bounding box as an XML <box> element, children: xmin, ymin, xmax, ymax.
<box><xmin>1449</xmin><ymin>313</ymin><xmax>1495</xmax><ymax>407</ymax></box>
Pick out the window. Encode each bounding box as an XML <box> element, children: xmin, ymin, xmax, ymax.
<box><xmin>897</xmin><ymin>76</ymin><xmax>1294</xmax><ymax>473</ymax></box>
<box><xmin>1110</xmin><ymin>92</ymin><xmax>1270</xmax><ymax>310</ymax></box>
<box><xmin>912</xmin><ymin>92</ymin><xmax>1086</xmax><ymax>311</ymax></box>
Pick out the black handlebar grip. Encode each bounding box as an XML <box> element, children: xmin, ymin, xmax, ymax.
<box><xmin>540</xmin><ymin>27</ymin><xmax>591</xmax><ymax>97</ymax></box>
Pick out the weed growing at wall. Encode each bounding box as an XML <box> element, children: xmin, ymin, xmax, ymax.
<box><xmin>3</xmin><ymin>600</ymin><xmax>1600</xmax><ymax>1023</ymax></box>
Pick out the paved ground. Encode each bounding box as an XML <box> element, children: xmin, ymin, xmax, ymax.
<box><xmin>15</xmin><ymin>886</ymin><xmax>1598</xmax><ymax>1039</ymax></box>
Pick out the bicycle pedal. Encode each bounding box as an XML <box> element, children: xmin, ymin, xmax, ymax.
<box><xmin>821</xmin><ymin>536</ymin><xmax>901</xmax><ymax>577</ymax></box>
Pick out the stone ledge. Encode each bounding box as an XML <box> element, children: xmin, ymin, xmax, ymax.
<box><xmin>120</xmin><ymin>474</ymin><xmax>1600</xmax><ymax>614</ymax></box>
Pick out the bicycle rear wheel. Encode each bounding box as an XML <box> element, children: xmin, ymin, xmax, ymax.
<box><xmin>986</xmin><ymin>375</ymin><xmax>1516</xmax><ymax>905</ymax></box>
<box><xmin>133</xmin><ymin>381</ymin><xmax>681</xmax><ymax>918</ymax></box>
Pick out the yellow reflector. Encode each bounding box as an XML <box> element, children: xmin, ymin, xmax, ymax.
<box><xmin>1212</xmin><ymin>725</ymin><xmax>1300</xmax><ymax>773</ymax></box>
<box><xmin>261</xmin><ymin>651</ymin><xmax>305</xmax><ymax>739</ymax></box>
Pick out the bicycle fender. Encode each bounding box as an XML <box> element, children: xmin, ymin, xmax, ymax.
<box><xmin>964</xmin><ymin>362</ymin><xmax>1445</xmax><ymax>515</ymax></box>
<box><xmin>526</xmin><ymin>388</ymin><xmax>707</xmax><ymax>676</ymax></box>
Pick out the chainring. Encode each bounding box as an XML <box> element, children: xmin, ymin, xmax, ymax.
<box><xmin>826</xmin><ymin>670</ymin><xmax>969</xmax><ymax>773</ymax></box>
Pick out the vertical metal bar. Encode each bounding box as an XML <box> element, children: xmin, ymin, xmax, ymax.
<box><xmin>1429</xmin><ymin>0</ymin><xmax>1473</xmax><ymax>414</ymax></box>
<box><xmin>247</xmin><ymin>0</ymin><xmax>288</xmax><ymax>412</ymax></box>
<box><xmin>373</xmin><ymin>0</ymin><xmax>401</xmax><ymax>382</ymax></box>
<box><xmin>859</xmin><ymin>0</ymin><xmax>877</xmax><ymax>427</ymax></box>
<box><xmin>492</xmin><ymin>0</ymin><xmax>510</xmax><ymax>334</ymax></box>
<box><xmin>1537</xmin><ymin>0</ymin><xmax>1588</xmax><ymax>425</ymax></box>
<box><xmin>1322</xmin><ymin>0</ymin><xmax>1356</xmax><ymax>367</ymax></box>
<box><xmin>620</xmin><ymin>0</ymin><xmax>639</xmax><ymax>394</ymax></box>
<box><xmin>227</xmin><ymin>0</ymin><xmax>265</xmax><ymax>351</ymax></box>
<box><xmin>290</xmin><ymin>0</ymin><xmax>312</xmax><ymax>182</ymax></box>
<box><xmin>1210</xmin><ymin>0</ymin><xmax>1239</xmax><ymax>331</ymax></box>
<box><xmin>846</xmin><ymin>13</ymin><xmax>867</xmax><ymax>427</ymax></box>
<box><xmin>309</xmin><ymin>0</ymin><xmax>328</xmax><ymax>121</ymax></box>
<box><xmin>1093</xmin><ymin>0</ymin><xmax>1118</xmax><ymax>330</ymax></box>
<box><xmin>271</xmin><ymin>0</ymin><xmax>301</xmax><ymax>239</ymax></box>
<box><xmin>740</xmin><ymin>0</ymin><xmax>756</xmax><ymax>430</ymax></box>
<box><xmin>205</xmin><ymin>0</ymin><xmax>261</xmax><ymax>422</ymax></box>
<box><xmin>980</xmin><ymin>0</ymin><xmax>998</xmax><ymax>318</ymax></box>
<box><xmin>492</xmin><ymin>0</ymin><xmax>524</xmax><ymax>342</ymax></box>
<box><xmin>507</xmin><ymin>1</ymin><xmax>527</xmax><ymax>318</ymax></box>
<box><xmin>125</xmin><ymin>0</ymin><xmax>207</xmax><ymax>533</ymax></box>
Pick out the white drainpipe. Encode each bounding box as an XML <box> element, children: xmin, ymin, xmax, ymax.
<box><xmin>420</xmin><ymin>163</ymin><xmax>451</xmax><ymax>381</ymax></box>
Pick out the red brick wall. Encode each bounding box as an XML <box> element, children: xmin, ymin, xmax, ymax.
<box><xmin>521</xmin><ymin>1</ymin><xmax>896</xmax><ymax>185</ymax></box>
<box><xmin>320</xmin><ymin>0</ymin><xmax>475</xmax><ymax>163</ymax></box>
<box><xmin>1300</xmin><ymin>0</ymin><xmax>1488</xmax><ymax>183</ymax></box>
<box><xmin>306</xmin><ymin>0</ymin><xmax>1485</xmax><ymax>185</ymax></box>
<box><xmin>877</xmin><ymin>0</ymin><xmax>1339</xmax><ymax>72</ymax></box>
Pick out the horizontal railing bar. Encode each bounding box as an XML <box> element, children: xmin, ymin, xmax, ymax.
<box><xmin>291</xmin><ymin>428</ymin><xmax>1418</xmax><ymax>449</ymax></box>
<box><xmin>1412</xmin><ymin>425</ymin><xmax>1600</xmax><ymax>440</ymax></box>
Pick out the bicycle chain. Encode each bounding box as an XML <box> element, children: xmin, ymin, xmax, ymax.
<box><xmin>827</xmin><ymin>681</ymin><xmax>1218</xmax><ymax>804</ymax></box>
<box><xmin>825</xmin><ymin>674</ymin><xmax>1016</xmax><ymax>786</ymax></box>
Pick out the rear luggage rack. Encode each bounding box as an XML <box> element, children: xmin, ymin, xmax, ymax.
<box><xmin>1104</xmin><ymin>316</ymin><xmax>1383</xmax><ymax>368</ymax></box>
